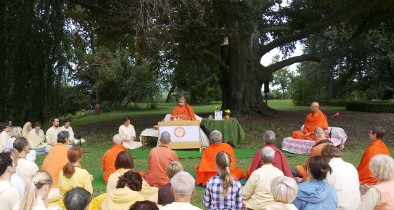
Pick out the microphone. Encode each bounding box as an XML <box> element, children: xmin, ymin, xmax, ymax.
<box><xmin>331</xmin><ymin>112</ymin><xmax>340</xmax><ymax>118</ymax></box>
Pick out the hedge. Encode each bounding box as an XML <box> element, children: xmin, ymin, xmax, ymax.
<box><xmin>345</xmin><ymin>101</ymin><xmax>394</xmax><ymax>113</ymax></box>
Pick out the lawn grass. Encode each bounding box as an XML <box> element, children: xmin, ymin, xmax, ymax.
<box><xmin>35</xmin><ymin>100</ymin><xmax>364</xmax><ymax>208</ymax></box>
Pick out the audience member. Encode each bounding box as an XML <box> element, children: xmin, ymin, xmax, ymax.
<box><xmin>293</xmin><ymin>156</ymin><xmax>337</xmax><ymax>210</ymax></box>
<box><xmin>158</xmin><ymin>161</ymin><xmax>184</xmax><ymax>205</ymax></box>
<box><xmin>6</xmin><ymin>127</ymin><xmax>36</xmax><ymax>162</ymax></box>
<box><xmin>102</xmin><ymin>171</ymin><xmax>144</xmax><ymax>210</ymax></box>
<box><xmin>22</xmin><ymin>122</ymin><xmax>32</xmax><ymax>137</ymax></box>
<box><xmin>129</xmin><ymin>200</ymin><xmax>159</xmax><ymax>210</ymax></box>
<box><xmin>61</xmin><ymin>119</ymin><xmax>76</xmax><ymax>144</ymax></box>
<box><xmin>204</xmin><ymin>152</ymin><xmax>242</xmax><ymax>210</ymax></box>
<box><xmin>160</xmin><ymin>171</ymin><xmax>201</xmax><ymax>210</ymax></box>
<box><xmin>322</xmin><ymin>144</ymin><xmax>360</xmax><ymax>210</ymax></box>
<box><xmin>248</xmin><ymin>130</ymin><xmax>293</xmax><ymax>177</ymax></box>
<box><xmin>64</xmin><ymin>187</ymin><xmax>92</xmax><ymax>210</ymax></box>
<box><xmin>59</xmin><ymin>147</ymin><xmax>93</xmax><ymax>208</ymax></box>
<box><xmin>118</xmin><ymin>116</ymin><xmax>142</xmax><ymax>150</ymax></box>
<box><xmin>45</xmin><ymin>117</ymin><xmax>63</xmax><ymax>153</ymax></box>
<box><xmin>13</xmin><ymin>137</ymin><xmax>39</xmax><ymax>192</ymax></box>
<box><xmin>265</xmin><ymin>176</ymin><xmax>298</xmax><ymax>210</ymax></box>
<box><xmin>107</xmin><ymin>151</ymin><xmax>158</xmax><ymax>202</ymax></box>
<box><xmin>102</xmin><ymin>134</ymin><xmax>128</xmax><ymax>183</ymax></box>
<box><xmin>242</xmin><ymin>146</ymin><xmax>284</xmax><ymax>209</ymax></box>
<box><xmin>145</xmin><ymin>131</ymin><xmax>179</xmax><ymax>187</ymax></box>
<box><xmin>41</xmin><ymin>131</ymin><xmax>72</xmax><ymax>201</ymax></box>
<box><xmin>27</xmin><ymin>121</ymin><xmax>47</xmax><ymax>150</ymax></box>
<box><xmin>3</xmin><ymin>148</ymin><xmax>24</xmax><ymax>198</ymax></box>
<box><xmin>359</xmin><ymin>155</ymin><xmax>394</xmax><ymax>210</ymax></box>
<box><xmin>295</xmin><ymin>127</ymin><xmax>333</xmax><ymax>182</ymax></box>
<box><xmin>358</xmin><ymin>126</ymin><xmax>391</xmax><ymax>186</ymax></box>
<box><xmin>0</xmin><ymin>152</ymin><xmax>20</xmax><ymax>210</ymax></box>
<box><xmin>0</xmin><ymin>122</ymin><xmax>11</xmax><ymax>151</ymax></box>
<box><xmin>12</xmin><ymin>170</ymin><xmax>60</xmax><ymax>210</ymax></box>
<box><xmin>195</xmin><ymin>130</ymin><xmax>244</xmax><ymax>186</ymax></box>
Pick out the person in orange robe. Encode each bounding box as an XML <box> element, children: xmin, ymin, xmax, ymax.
<box><xmin>358</xmin><ymin>126</ymin><xmax>391</xmax><ymax>186</ymax></box>
<box><xmin>102</xmin><ymin>134</ymin><xmax>128</xmax><ymax>183</ymax></box>
<box><xmin>170</xmin><ymin>96</ymin><xmax>196</xmax><ymax>121</ymax></box>
<box><xmin>246</xmin><ymin>130</ymin><xmax>293</xmax><ymax>178</ymax></box>
<box><xmin>292</xmin><ymin>102</ymin><xmax>328</xmax><ymax>140</ymax></box>
<box><xmin>41</xmin><ymin>131</ymin><xmax>73</xmax><ymax>188</ymax></box>
<box><xmin>295</xmin><ymin>127</ymin><xmax>333</xmax><ymax>182</ymax></box>
<box><xmin>144</xmin><ymin>131</ymin><xmax>179</xmax><ymax>187</ymax></box>
<box><xmin>195</xmin><ymin>130</ymin><xmax>245</xmax><ymax>186</ymax></box>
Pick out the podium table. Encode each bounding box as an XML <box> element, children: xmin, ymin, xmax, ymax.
<box><xmin>201</xmin><ymin>117</ymin><xmax>245</xmax><ymax>146</ymax></box>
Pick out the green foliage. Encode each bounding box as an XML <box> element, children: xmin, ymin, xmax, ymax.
<box><xmin>345</xmin><ymin>101</ymin><xmax>394</xmax><ymax>113</ymax></box>
<box><xmin>59</xmin><ymin>85</ymin><xmax>94</xmax><ymax>115</ymax></box>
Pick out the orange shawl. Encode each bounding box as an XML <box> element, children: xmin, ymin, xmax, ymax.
<box><xmin>292</xmin><ymin>110</ymin><xmax>328</xmax><ymax>140</ymax></box>
<box><xmin>171</xmin><ymin>103</ymin><xmax>196</xmax><ymax>121</ymax></box>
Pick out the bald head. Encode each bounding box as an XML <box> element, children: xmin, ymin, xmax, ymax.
<box><xmin>314</xmin><ymin>127</ymin><xmax>325</xmax><ymax>140</ymax></box>
<box><xmin>113</xmin><ymin>134</ymin><xmax>123</xmax><ymax>145</ymax></box>
<box><xmin>310</xmin><ymin>102</ymin><xmax>320</xmax><ymax>113</ymax></box>
<box><xmin>160</xmin><ymin>131</ymin><xmax>171</xmax><ymax>144</ymax></box>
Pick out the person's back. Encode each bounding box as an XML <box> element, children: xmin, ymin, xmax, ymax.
<box><xmin>102</xmin><ymin>134</ymin><xmax>128</xmax><ymax>183</ymax></box>
<box><xmin>41</xmin><ymin>144</ymin><xmax>69</xmax><ymax>188</ymax></box>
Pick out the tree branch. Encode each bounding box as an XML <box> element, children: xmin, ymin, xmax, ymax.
<box><xmin>266</xmin><ymin>24</ymin><xmax>370</xmax><ymax>73</ymax></box>
<box><xmin>202</xmin><ymin>49</ymin><xmax>229</xmax><ymax>71</ymax></box>
<box><xmin>260</xmin><ymin>0</ymin><xmax>382</xmax><ymax>56</ymax></box>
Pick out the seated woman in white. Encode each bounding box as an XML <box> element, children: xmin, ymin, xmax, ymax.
<box><xmin>118</xmin><ymin>116</ymin><xmax>142</xmax><ymax>149</ymax></box>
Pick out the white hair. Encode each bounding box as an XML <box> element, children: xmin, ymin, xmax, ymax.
<box><xmin>314</xmin><ymin>127</ymin><xmax>325</xmax><ymax>137</ymax></box>
<box><xmin>160</xmin><ymin>131</ymin><xmax>171</xmax><ymax>144</ymax></box>
<box><xmin>170</xmin><ymin>171</ymin><xmax>195</xmax><ymax>197</ymax></box>
<box><xmin>261</xmin><ymin>146</ymin><xmax>275</xmax><ymax>164</ymax></box>
<box><xmin>209</xmin><ymin>130</ymin><xmax>222</xmax><ymax>144</ymax></box>
<box><xmin>112</xmin><ymin>134</ymin><xmax>123</xmax><ymax>145</ymax></box>
<box><xmin>369</xmin><ymin>155</ymin><xmax>394</xmax><ymax>181</ymax></box>
<box><xmin>270</xmin><ymin>176</ymin><xmax>298</xmax><ymax>204</ymax></box>
<box><xmin>263</xmin><ymin>130</ymin><xmax>275</xmax><ymax>145</ymax></box>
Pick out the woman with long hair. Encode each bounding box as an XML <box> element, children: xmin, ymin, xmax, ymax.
<box><xmin>102</xmin><ymin>171</ymin><xmax>144</xmax><ymax>210</ymax></box>
<box><xmin>204</xmin><ymin>152</ymin><xmax>242</xmax><ymax>210</ymax></box>
<box><xmin>22</xmin><ymin>122</ymin><xmax>32</xmax><ymax>137</ymax></box>
<box><xmin>59</xmin><ymin>147</ymin><xmax>93</xmax><ymax>208</ymax></box>
<box><xmin>118</xmin><ymin>116</ymin><xmax>142</xmax><ymax>149</ymax></box>
<box><xmin>13</xmin><ymin>170</ymin><xmax>61</xmax><ymax>210</ymax></box>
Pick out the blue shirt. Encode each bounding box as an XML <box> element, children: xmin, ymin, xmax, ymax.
<box><xmin>293</xmin><ymin>179</ymin><xmax>338</xmax><ymax>210</ymax></box>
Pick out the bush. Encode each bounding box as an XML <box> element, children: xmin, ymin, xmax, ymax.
<box><xmin>345</xmin><ymin>101</ymin><xmax>394</xmax><ymax>113</ymax></box>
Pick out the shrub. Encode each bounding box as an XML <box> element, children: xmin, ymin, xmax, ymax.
<box><xmin>345</xmin><ymin>101</ymin><xmax>394</xmax><ymax>113</ymax></box>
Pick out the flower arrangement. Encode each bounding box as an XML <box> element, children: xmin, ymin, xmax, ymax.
<box><xmin>215</xmin><ymin>105</ymin><xmax>221</xmax><ymax>110</ymax></box>
<box><xmin>224</xmin><ymin>109</ymin><xmax>231</xmax><ymax>115</ymax></box>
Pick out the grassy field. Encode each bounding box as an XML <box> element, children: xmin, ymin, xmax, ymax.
<box><xmin>35</xmin><ymin>100</ymin><xmax>394</xmax><ymax>208</ymax></box>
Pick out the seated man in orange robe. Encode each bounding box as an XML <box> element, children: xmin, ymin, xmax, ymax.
<box><xmin>195</xmin><ymin>130</ymin><xmax>245</xmax><ymax>186</ymax></box>
<box><xmin>358</xmin><ymin>126</ymin><xmax>391</xmax><ymax>186</ymax></box>
<box><xmin>292</xmin><ymin>102</ymin><xmax>328</xmax><ymax>140</ymax></box>
<box><xmin>102</xmin><ymin>134</ymin><xmax>128</xmax><ymax>183</ymax></box>
<box><xmin>247</xmin><ymin>130</ymin><xmax>293</xmax><ymax>178</ymax></box>
<box><xmin>171</xmin><ymin>96</ymin><xmax>196</xmax><ymax>121</ymax></box>
<box><xmin>295</xmin><ymin>127</ymin><xmax>333</xmax><ymax>182</ymax></box>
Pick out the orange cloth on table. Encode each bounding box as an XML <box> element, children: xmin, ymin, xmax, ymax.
<box><xmin>144</xmin><ymin>145</ymin><xmax>179</xmax><ymax>187</ymax></box>
<box><xmin>247</xmin><ymin>144</ymin><xmax>294</xmax><ymax>178</ymax></box>
<box><xmin>41</xmin><ymin>143</ymin><xmax>71</xmax><ymax>188</ymax></box>
<box><xmin>102</xmin><ymin>144</ymin><xmax>128</xmax><ymax>183</ymax></box>
<box><xmin>292</xmin><ymin>110</ymin><xmax>328</xmax><ymax>140</ymax></box>
<box><xmin>357</xmin><ymin>139</ymin><xmax>390</xmax><ymax>185</ymax></box>
<box><xmin>171</xmin><ymin>103</ymin><xmax>196</xmax><ymax>121</ymax></box>
<box><xmin>295</xmin><ymin>139</ymin><xmax>332</xmax><ymax>182</ymax></box>
<box><xmin>195</xmin><ymin>142</ymin><xmax>245</xmax><ymax>186</ymax></box>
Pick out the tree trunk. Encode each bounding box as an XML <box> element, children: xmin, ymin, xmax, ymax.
<box><xmin>165</xmin><ymin>84</ymin><xmax>175</xmax><ymax>103</ymax></box>
<box><xmin>220</xmin><ymin>34</ymin><xmax>274</xmax><ymax>115</ymax></box>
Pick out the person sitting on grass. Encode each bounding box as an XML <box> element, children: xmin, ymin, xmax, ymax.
<box><xmin>0</xmin><ymin>152</ymin><xmax>20</xmax><ymax>210</ymax></box>
<box><xmin>264</xmin><ymin>176</ymin><xmax>298</xmax><ymax>210</ymax></box>
<box><xmin>359</xmin><ymin>155</ymin><xmax>394</xmax><ymax>210</ymax></box>
<box><xmin>129</xmin><ymin>200</ymin><xmax>159</xmax><ymax>210</ymax></box>
<box><xmin>118</xmin><ymin>116</ymin><xmax>142</xmax><ymax>150</ymax></box>
<box><xmin>204</xmin><ymin>152</ymin><xmax>242</xmax><ymax>210</ymax></box>
<box><xmin>158</xmin><ymin>161</ymin><xmax>184</xmax><ymax>205</ymax></box>
<box><xmin>59</xmin><ymin>147</ymin><xmax>93</xmax><ymax>209</ymax></box>
<box><xmin>102</xmin><ymin>171</ymin><xmax>145</xmax><ymax>210</ymax></box>
<box><xmin>160</xmin><ymin>171</ymin><xmax>201</xmax><ymax>210</ymax></box>
<box><xmin>357</xmin><ymin>126</ymin><xmax>391</xmax><ymax>186</ymax></box>
<box><xmin>195</xmin><ymin>130</ymin><xmax>244</xmax><ymax>186</ymax></box>
<box><xmin>64</xmin><ymin>187</ymin><xmax>91</xmax><ymax>210</ymax></box>
<box><xmin>242</xmin><ymin>146</ymin><xmax>284</xmax><ymax>209</ymax></box>
<box><xmin>27</xmin><ymin>121</ymin><xmax>47</xmax><ymax>151</ymax></box>
<box><xmin>102</xmin><ymin>134</ymin><xmax>128</xmax><ymax>183</ymax></box>
<box><xmin>107</xmin><ymin>151</ymin><xmax>158</xmax><ymax>203</ymax></box>
<box><xmin>247</xmin><ymin>130</ymin><xmax>293</xmax><ymax>178</ymax></box>
<box><xmin>293</xmin><ymin>156</ymin><xmax>337</xmax><ymax>210</ymax></box>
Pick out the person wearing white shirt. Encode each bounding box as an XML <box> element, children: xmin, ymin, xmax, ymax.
<box><xmin>0</xmin><ymin>151</ymin><xmax>20</xmax><ymax>210</ymax></box>
<box><xmin>118</xmin><ymin>116</ymin><xmax>142</xmax><ymax>150</ymax></box>
<box><xmin>322</xmin><ymin>145</ymin><xmax>361</xmax><ymax>210</ymax></box>
<box><xmin>0</xmin><ymin>122</ymin><xmax>11</xmax><ymax>151</ymax></box>
<box><xmin>45</xmin><ymin>117</ymin><xmax>63</xmax><ymax>153</ymax></box>
<box><xmin>61</xmin><ymin>119</ymin><xmax>75</xmax><ymax>144</ymax></box>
